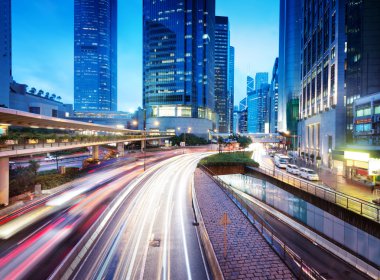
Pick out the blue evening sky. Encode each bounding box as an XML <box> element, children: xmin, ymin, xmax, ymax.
<box><xmin>12</xmin><ymin>0</ymin><xmax>279</xmax><ymax>112</ymax></box>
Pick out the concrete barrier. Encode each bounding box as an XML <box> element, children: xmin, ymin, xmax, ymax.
<box><xmin>192</xmin><ymin>177</ymin><xmax>224</xmax><ymax>280</ymax></box>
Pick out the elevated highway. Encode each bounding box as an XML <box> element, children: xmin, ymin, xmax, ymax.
<box><xmin>0</xmin><ymin>107</ymin><xmax>172</xmax><ymax>205</ymax></box>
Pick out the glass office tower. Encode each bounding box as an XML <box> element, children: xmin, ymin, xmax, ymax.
<box><xmin>0</xmin><ymin>0</ymin><xmax>11</xmax><ymax>108</ymax></box>
<box><xmin>215</xmin><ymin>16</ymin><xmax>230</xmax><ymax>133</ymax></box>
<box><xmin>278</xmin><ymin>0</ymin><xmax>302</xmax><ymax>134</ymax></box>
<box><xmin>229</xmin><ymin>46</ymin><xmax>235</xmax><ymax>133</ymax></box>
<box><xmin>143</xmin><ymin>0</ymin><xmax>216</xmax><ymax>136</ymax></box>
<box><xmin>74</xmin><ymin>0</ymin><xmax>117</xmax><ymax>112</ymax></box>
<box><xmin>345</xmin><ymin>0</ymin><xmax>380</xmax><ymax>144</ymax></box>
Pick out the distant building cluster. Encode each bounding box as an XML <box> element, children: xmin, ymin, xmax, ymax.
<box><xmin>2</xmin><ymin>0</ymin><xmax>380</xmax><ymax>176</ymax></box>
<box><xmin>277</xmin><ymin>0</ymin><xmax>380</xmax><ymax>178</ymax></box>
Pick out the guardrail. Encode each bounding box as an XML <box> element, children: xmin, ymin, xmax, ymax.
<box><xmin>249</xmin><ymin>165</ymin><xmax>380</xmax><ymax>223</ymax></box>
<box><xmin>0</xmin><ymin>134</ymin><xmax>173</xmax><ymax>153</ymax></box>
<box><xmin>199</xmin><ymin>165</ymin><xmax>325</xmax><ymax>280</ymax></box>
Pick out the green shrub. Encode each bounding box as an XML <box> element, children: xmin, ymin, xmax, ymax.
<box><xmin>199</xmin><ymin>151</ymin><xmax>259</xmax><ymax>168</ymax></box>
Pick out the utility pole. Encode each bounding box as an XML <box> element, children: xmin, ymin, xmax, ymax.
<box><xmin>143</xmin><ymin>109</ymin><xmax>146</xmax><ymax>171</ymax></box>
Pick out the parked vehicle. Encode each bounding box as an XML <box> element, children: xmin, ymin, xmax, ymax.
<box><xmin>286</xmin><ymin>164</ymin><xmax>300</xmax><ymax>175</ymax></box>
<box><xmin>274</xmin><ymin>154</ymin><xmax>290</xmax><ymax>168</ymax></box>
<box><xmin>287</xmin><ymin>150</ymin><xmax>299</xmax><ymax>159</ymax></box>
<box><xmin>268</xmin><ymin>149</ymin><xmax>276</xmax><ymax>157</ymax></box>
<box><xmin>299</xmin><ymin>168</ymin><xmax>320</xmax><ymax>181</ymax></box>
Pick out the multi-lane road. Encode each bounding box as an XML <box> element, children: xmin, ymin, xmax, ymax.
<box><xmin>71</xmin><ymin>153</ymin><xmax>211</xmax><ymax>280</ymax></box>
<box><xmin>0</xmin><ymin>149</ymin><xmax>212</xmax><ymax>279</ymax></box>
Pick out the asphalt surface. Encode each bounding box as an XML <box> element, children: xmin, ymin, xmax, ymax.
<box><xmin>0</xmin><ymin>150</ymin><xmax>192</xmax><ymax>279</ymax></box>
<box><xmin>73</xmin><ymin>153</ymin><xmax>212</xmax><ymax>280</ymax></box>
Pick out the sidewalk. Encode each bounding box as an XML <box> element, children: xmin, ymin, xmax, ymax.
<box><xmin>265</xmin><ymin>155</ymin><xmax>378</xmax><ymax>203</ymax></box>
<box><xmin>317</xmin><ymin>168</ymin><xmax>379</xmax><ymax>203</ymax></box>
<box><xmin>194</xmin><ymin>169</ymin><xmax>294</xmax><ymax>280</ymax></box>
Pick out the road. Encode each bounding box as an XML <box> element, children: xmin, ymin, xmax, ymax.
<box><xmin>72</xmin><ymin>153</ymin><xmax>212</xmax><ymax>280</ymax></box>
<box><xmin>0</xmin><ymin>149</ymin><xmax>195</xmax><ymax>279</ymax></box>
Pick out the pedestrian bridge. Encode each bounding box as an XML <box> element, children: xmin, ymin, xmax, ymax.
<box><xmin>210</xmin><ymin>132</ymin><xmax>283</xmax><ymax>143</ymax></box>
<box><xmin>0</xmin><ymin>107</ymin><xmax>173</xmax><ymax>205</ymax></box>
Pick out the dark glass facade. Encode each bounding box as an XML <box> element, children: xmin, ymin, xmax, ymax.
<box><xmin>215</xmin><ymin>16</ymin><xmax>230</xmax><ymax>133</ymax></box>
<box><xmin>345</xmin><ymin>0</ymin><xmax>380</xmax><ymax>143</ymax></box>
<box><xmin>278</xmin><ymin>0</ymin><xmax>302</xmax><ymax>133</ymax></box>
<box><xmin>143</xmin><ymin>0</ymin><xmax>216</xmax><ymax>121</ymax></box>
<box><xmin>0</xmin><ymin>0</ymin><xmax>11</xmax><ymax>108</ymax></box>
<box><xmin>228</xmin><ymin>46</ymin><xmax>235</xmax><ymax>132</ymax></box>
<box><xmin>269</xmin><ymin>58</ymin><xmax>279</xmax><ymax>133</ymax></box>
<box><xmin>255</xmin><ymin>72</ymin><xmax>268</xmax><ymax>91</ymax></box>
<box><xmin>74</xmin><ymin>0</ymin><xmax>117</xmax><ymax>112</ymax></box>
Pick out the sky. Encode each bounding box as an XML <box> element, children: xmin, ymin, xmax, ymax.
<box><xmin>12</xmin><ymin>0</ymin><xmax>279</xmax><ymax>112</ymax></box>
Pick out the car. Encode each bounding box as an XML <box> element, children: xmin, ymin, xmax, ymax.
<box><xmin>44</xmin><ymin>155</ymin><xmax>62</xmax><ymax>161</ymax></box>
<box><xmin>299</xmin><ymin>168</ymin><xmax>320</xmax><ymax>181</ymax></box>
<box><xmin>268</xmin><ymin>150</ymin><xmax>276</xmax><ymax>157</ymax></box>
<box><xmin>274</xmin><ymin>154</ymin><xmax>290</xmax><ymax>168</ymax></box>
<box><xmin>286</xmin><ymin>164</ymin><xmax>300</xmax><ymax>175</ymax></box>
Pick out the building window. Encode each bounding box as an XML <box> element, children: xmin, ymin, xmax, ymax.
<box><xmin>52</xmin><ymin>109</ymin><xmax>58</xmax><ymax>117</ymax></box>
<box><xmin>356</xmin><ymin>107</ymin><xmax>371</xmax><ymax>117</ymax></box>
<box><xmin>331</xmin><ymin>13</ymin><xmax>336</xmax><ymax>42</ymax></box>
<box><xmin>29</xmin><ymin>107</ymin><xmax>40</xmax><ymax>114</ymax></box>
<box><xmin>375</xmin><ymin>105</ymin><xmax>380</xmax><ymax>114</ymax></box>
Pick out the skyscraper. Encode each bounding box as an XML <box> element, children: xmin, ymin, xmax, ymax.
<box><xmin>278</xmin><ymin>0</ymin><xmax>302</xmax><ymax>134</ymax></box>
<box><xmin>247</xmin><ymin>76</ymin><xmax>254</xmax><ymax>95</ymax></box>
<box><xmin>298</xmin><ymin>0</ymin><xmax>346</xmax><ymax>168</ymax></box>
<box><xmin>143</xmin><ymin>0</ymin><xmax>216</xmax><ymax>137</ymax></box>
<box><xmin>0</xmin><ymin>0</ymin><xmax>11</xmax><ymax>108</ymax></box>
<box><xmin>248</xmin><ymin>84</ymin><xmax>269</xmax><ymax>133</ymax></box>
<box><xmin>345</xmin><ymin>0</ymin><xmax>380</xmax><ymax>144</ymax></box>
<box><xmin>74</xmin><ymin>0</ymin><xmax>117</xmax><ymax>112</ymax></box>
<box><xmin>269</xmin><ymin>58</ymin><xmax>279</xmax><ymax>133</ymax></box>
<box><xmin>215</xmin><ymin>16</ymin><xmax>230</xmax><ymax>133</ymax></box>
<box><xmin>255</xmin><ymin>72</ymin><xmax>268</xmax><ymax>91</ymax></box>
<box><xmin>228</xmin><ymin>46</ymin><xmax>235</xmax><ymax>133</ymax></box>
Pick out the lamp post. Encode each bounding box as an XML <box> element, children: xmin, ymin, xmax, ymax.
<box><xmin>143</xmin><ymin>110</ymin><xmax>146</xmax><ymax>171</ymax></box>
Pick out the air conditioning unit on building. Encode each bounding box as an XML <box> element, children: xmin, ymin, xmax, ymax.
<box><xmin>371</xmin><ymin>129</ymin><xmax>375</xmax><ymax>134</ymax></box>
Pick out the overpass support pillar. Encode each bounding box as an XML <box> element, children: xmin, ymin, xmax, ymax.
<box><xmin>117</xmin><ymin>142</ymin><xmax>125</xmax><ymax>157</ymax></box>
<box><xmin>141</xmin><ymin>140</ymin><xmax>146</xmax><ymax>152</ymax></box>
<box><xmin>0</xmin><ymin>157</ymin><xmax>9</xmax><ymax>206</ymax></box>
<box><xmin>92</xmin><ymin>145</ymin><xmax>99</xmax><ymax>160</ymax></box>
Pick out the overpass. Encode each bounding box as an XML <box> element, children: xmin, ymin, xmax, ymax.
<box><xmin>210</xmin><ymin>132</ymin><xmax>284</xmax><ymax>143</ymax></box>
<box><xmin>0</xmin><ymin>107</ymin><xmax>173</xmax><ymax>205</ymax></box>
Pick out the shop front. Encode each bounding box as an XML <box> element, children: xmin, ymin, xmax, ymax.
<box><xmin>344</xmin><ymin>151</ymin><xmax>380</xmax><ymax>186</ymax></box>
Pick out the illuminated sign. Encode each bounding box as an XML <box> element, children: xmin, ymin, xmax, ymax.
<box><xmin>344</xmin><ymin>151</ymin><xmax>370</xmax><ymax>162</ymax></box>
<box><xmin>369</xmin><ymin>158</ymin><xmax>380</xmax><ymax>176</ymax></box>
<box><xmin>355</xmin><ymin>118</ymin><xmax>371</xmax><ymax>124</ymax></box>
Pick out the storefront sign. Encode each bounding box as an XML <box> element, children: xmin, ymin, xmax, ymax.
<box><xmin>344</xmin><ymin>151</ymin><xmax>370</xmax><ymax>162</ymax></box>
<box><xmin>355</xmin><ymin>118</ymin><xmax>371</xmax><ymax>124</ymax></box>
<box><xmin>369</xmin><ymin>158</ymin><xmax>380</xmax><ymax>176</ymax></box>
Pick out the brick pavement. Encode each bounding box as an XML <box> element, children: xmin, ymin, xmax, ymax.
<box><xmin>194</xmin><ymin>169</ymin><xmax>294</xmax><ymax>280</ymax></box>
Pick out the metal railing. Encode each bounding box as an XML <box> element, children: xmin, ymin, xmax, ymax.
<box><xmin>249</xmin><ymin>165</ymin><xmax>380</xmax><ymax>223</ymax></box>
<box><xmin>0</xmin><ymin>133</ymin><xmax>173</xmax><ymax>153</ymax></box>
<box><xmin>199</xmin><ymin>165</ymin><xmax>325</xmax><ymax>280</ymax></box>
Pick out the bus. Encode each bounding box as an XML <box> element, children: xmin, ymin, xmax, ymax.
<box><xmin>274</xmin><ymin>154</ymin><xmax>290</xmax><ymax>168</ymax></box>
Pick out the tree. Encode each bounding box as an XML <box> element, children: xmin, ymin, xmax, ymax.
<box><xmin>28</xmin><ymin>160</ymin><xmax>40</xmax><ymax>177</ymax></box>
<box><xmin>51</xmin><ymin>93</ymin><xmax>56</xmax><ymax>100</ymax></box>
<box><xmin>56</xmin><ymin>96</ymin><xmax>62</xmax><ymax>102</ymax></box>
<box><xmin>237</xmin><ymin>135</ymin><xmax>252</xmax><ymax>149</ymax></box>
<box><xmin>37</xmin><ymin>89</ymin><xmax>44</xmax><ymax>96</ymax></box>
<box><xmin>44</xmin><ymin>92</ymin><xmax>50</xmax><ymax>99</ymax></box>
<box><xmin>29</xmin><ymin>87</ymin><xmax>36</xmax><ymax>94</ymax></box>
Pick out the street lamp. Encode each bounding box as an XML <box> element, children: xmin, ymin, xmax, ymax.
<box><xmin>143</xmin><ymin>109</ymin><xmax>146</xmax><ymax>171</ymax></box>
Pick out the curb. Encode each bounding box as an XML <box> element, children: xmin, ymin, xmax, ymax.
<box><xmin>192</xmin><ymin>173</ymin><xmax>224</xmax><ymax>280</ymax></box>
